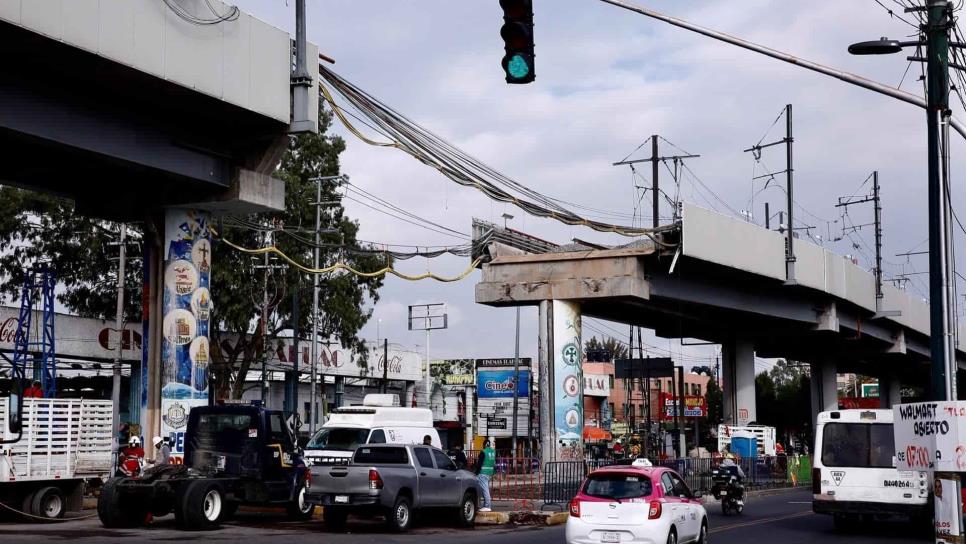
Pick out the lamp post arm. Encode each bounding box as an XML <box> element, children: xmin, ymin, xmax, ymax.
<box><xmin>598</xmin><ymin>0</ymin><xmax>966</xmax><ymax>140</ymax></box>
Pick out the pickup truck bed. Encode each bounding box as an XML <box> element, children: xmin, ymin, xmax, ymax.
<box><xmin>307</xmin><ymin>444</ymin><xmax>480</xmax><ymax>532</ymax></box>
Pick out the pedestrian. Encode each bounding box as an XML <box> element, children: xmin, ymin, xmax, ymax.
<box><xmin>24</xmin><ymin>381</ymin><xmax>43</xmax><ymax>398</ymax></box>
<box><xmin>148</xmin><ymin>436</ymin><xmax>171</xmax><ymax>466</ymax></box>
<box><xmin>476</xmin><ymin>439</ymin><xmax>496</xmax><ymax>512</ymax></box>
<box><xmin>451</xmin><ymin>445</ymin><xmax>468</xmax><ymax>469</ymax></box>
<box><xmin>423</xmin><ymin>434</ymin><xmax>433</xmax><ymax>446</ymax></box>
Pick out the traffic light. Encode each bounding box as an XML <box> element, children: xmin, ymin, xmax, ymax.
<box><xmin>500</xmin><ymin>0</ymin><xmax>535</xmax><ymax>84</ymax></box>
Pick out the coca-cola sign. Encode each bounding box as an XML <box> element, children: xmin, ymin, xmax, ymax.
<box><xmin>0</xmin><ymin>307</ymin><xmax>142</xmax><ymax>361</ymax></box>
<box><xmin>0</xmin><ymin>317</ymin><xmax>17</xmax><ymax>343</ymax></box>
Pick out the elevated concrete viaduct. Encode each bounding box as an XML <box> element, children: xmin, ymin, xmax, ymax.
<box><xmin>475</xmin><ymin>204</ymin><xmax>966</xmax><ymax>466</ymax></box>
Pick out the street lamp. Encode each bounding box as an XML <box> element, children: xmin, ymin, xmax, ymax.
<box><xmin>849</xmin><ymin>0</ymin><xmax>956</xmax><ymax>402</ymax></box>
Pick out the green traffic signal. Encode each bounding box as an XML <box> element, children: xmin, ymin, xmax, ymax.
<box><xmin>506</xmin><ymin>54</ymin><xmax>531</xmax><ymax>79</ymax></box>
<box><xmin>500</xmin><ymin>0</ymin><xmax>535</xmax><ymax>84</ymax></box>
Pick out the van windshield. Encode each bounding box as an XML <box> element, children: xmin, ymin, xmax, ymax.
<box><xmin>307</xmin><ymin>427</ymin><xmax>371</xmax><ymax>451</ymax></box>
<box><xmin>821</xmin><ymin>423</ymin><xmax>894</xmax><ymax>468</ymax></box>
<box><xmin>583</xmin><ymin>472</ymin><xmax>654</xmax><ymax>500</ymax></box>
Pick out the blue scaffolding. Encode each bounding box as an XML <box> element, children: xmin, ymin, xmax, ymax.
<box><xmin>11</xmin><ymin>266</ymin><xmax>56</xmax><ymax>397</ymax></box>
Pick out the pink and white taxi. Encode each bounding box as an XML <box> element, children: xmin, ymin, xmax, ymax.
<box><xmin>566</xmin><ymin>459</ymin><xmax>708</xmax><ymax>544</ymax></box>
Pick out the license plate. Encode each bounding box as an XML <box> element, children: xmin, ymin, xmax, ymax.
<box><xmin>601</xmin><ymin>532</ymin><xmax>620</xmax><ymax>543</ymax></box>
<box><xmin>334</xmin><ymin>495</ymin><xmax>349</xmax><ymax>504</ymax></box>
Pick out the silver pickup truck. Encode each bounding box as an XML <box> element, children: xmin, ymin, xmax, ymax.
<box><xmin>307</xmin><ymin>444</ymin><xmax>482</xmax><ymax>532</ymax></box>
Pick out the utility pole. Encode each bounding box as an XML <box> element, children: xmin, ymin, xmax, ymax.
<box><xmin>310</xmin><ymin>177</ymin><xmax>321</xmax><ymax>433</ymax></box>
<box><xmin>512</xmin><ymin>306</ymin><xmax>521</xmax><ymax>456</ymax></box>
<box><xmin>110</xmin><ymin>223</ymin><xmax>127</xmax><ymax>474</ymax></box>
<box><xmin>835</xmin><ymin>172</ymin><xmax>897</xmax><ymax>317</ymax></box>
<box><xmin>381</xmin><ymin>338</ymin><xmax>389</xmax><ymax>394</ymax></box>
<box><xmin>613</xmin><ymin>136</ymin><xmax>699</xmax><ymax>228</ymax></box>
<box><xmin>744</xmin><ymin>104</ymin><xmax>795</xmax><ymax>284</ymax></box>
<box><xmin>254</xmin><ymin>228</ymin><xmax>285</xmax><ymax>407</ymax></box>
<box><xmin>925</xmin><ymin>0</ymin><xmax>955</xmax><ymax>401</ymax></box>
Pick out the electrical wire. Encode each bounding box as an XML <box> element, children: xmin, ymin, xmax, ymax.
<box><xmin>161</xmin><ymin>0</ymin><xmax>239</xmax><ymax>25</ymax></box>
<box><xmin>318</xmin><ymin>67</ymin><xmax>674</xmax><ymax>240</ymax></box>
<box><xmin>214</xmin><ymin>229</ymin><xmax>483</xmax><ymax>282</ymax></box>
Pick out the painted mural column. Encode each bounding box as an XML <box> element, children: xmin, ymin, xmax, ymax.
<box><xmin>141</xmin><ymin>209</ymin><xmax>212</xmax><ymax>462</ymax></box>
<box><xmin>551</xmin><ymin>300</ymin><xmax>583</xmax><ymax>462</ymax></box>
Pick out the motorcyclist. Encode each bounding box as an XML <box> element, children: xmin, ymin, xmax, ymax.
<box><xmin>720</xmin><ymin>453</ymin><xmax>746</xmax><ymax>479</ymax></box>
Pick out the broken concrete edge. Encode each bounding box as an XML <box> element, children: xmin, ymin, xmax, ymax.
<box><xmin>475</xmin><ymin>510</ymin><xmax>568</xmax><ymax>526</ymax></box>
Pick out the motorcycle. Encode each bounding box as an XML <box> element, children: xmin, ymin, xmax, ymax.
<box><xmin>711</xmin><ymin>465</ymin><xmax>745</xmax><ymax>515</ymax></box>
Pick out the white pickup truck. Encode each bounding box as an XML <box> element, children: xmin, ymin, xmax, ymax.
<box><xmin>0</xmin><ymin>398</ymin><xmax>113</xmax><ymax>519</ymax></box>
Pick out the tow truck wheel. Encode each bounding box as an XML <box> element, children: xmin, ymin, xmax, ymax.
<box><xmin>285</xmin><ymin>484</ymin><xmax>315</xmax><ymax>521</ymax></box>
<box><xmin>98</xmin><ymin>478</ymin><xmax>146</xmax><ymax>528</ymax></box>
<box><xmin>177</xmin><ymin>480</ymin><xmax>225</xmax><ymax>531</ymax></box>
<box><xmin>31</xmin><ymin>487</ymin><xmax>65</xmax><ymax>519</ymax></box>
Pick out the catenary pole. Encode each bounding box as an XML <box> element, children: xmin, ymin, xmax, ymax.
<box><xmin>110</xmin><ymin>223</ymin><xmax>127</xmax><ymax>474</ymax></box>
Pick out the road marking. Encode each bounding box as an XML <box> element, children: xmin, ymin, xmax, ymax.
<box><xmin>709</xmin><ymin>511</ymin><xmax>814</xmax><ymax>534</ymax></box>
<box><xmin>787</xmin><ymin>501</ymin><xmax>812</xmax><ymax>504</ymax></box>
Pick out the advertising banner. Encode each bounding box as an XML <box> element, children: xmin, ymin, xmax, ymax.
<box><xmin>476</xmin><ymin>398</ymin><xmax>530</xmax><ymax>437</ymax></box>
<box><xmin>477</xmin><ymin>369</ymin><xmax>530</xmax><ymax>399</ymax></box>
<box><xmin>160</xmin><ymin>209</ymin><xmax>212</xmax><ymax>460</ymax></box>
<box><xmin>552</xmin><ymin>300</ymin><xmax>582</xmax><ymax>461</ymax></box>
<box><xmin>659</xmin><ymin>393</ymin><xmax>707</xmax><ymax>420</ymax></box>
<box><xmin>934</xmin><ymin>475</ymin><xmax>963</xmax><ymax>544</ymax></box>
<box><xmin>430</xmin><ymin>359</ymin><xmax>476</xmax><ymax>386</ymax></box>
<box><xmin>893</xmin><ymin>401</ymin><xmax>966</xmax><ymax>473</ymax></box>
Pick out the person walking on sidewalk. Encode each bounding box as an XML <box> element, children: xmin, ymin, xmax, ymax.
<box><xmin>476</xmin><ymin>439</ymin><xmax>496</xmax><ymax>512</ymax></box>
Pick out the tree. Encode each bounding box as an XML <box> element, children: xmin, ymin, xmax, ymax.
<box><xmin>584</xmin><ymin>335</ymin><xmax>628</xmax><ymax>361</ymax></box>
<box><xmin>210</xmin><ymin>105</ymin><xmax>386</xmax><ymax>399</ymax></box>
<box><xmin>702</xmin><ymin>378</ymin><xmax>723</xmax><ymax>449</ymax></box>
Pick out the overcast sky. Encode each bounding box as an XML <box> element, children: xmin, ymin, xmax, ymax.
<box><xmin>231</xmin><ymin>0</ymin><xmax>961</xmax><ymax>372</ymax></box>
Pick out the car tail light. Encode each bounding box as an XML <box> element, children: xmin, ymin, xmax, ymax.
<box><xmin>569</xmin><ymin>498</ymin><xmax>581</xmax><ymax>518</ymax></box>
<box><xmin>812</xmin><ymin>468</ymin><xmax>821</xmax><ymax>495</ymax></box>
<box><xmin>369</xmin><ymin>469</ymin><xmax>384</xmax><ymax>490</ymax></box>
<box><xmin>648</xmin><ymin>500</ymin><xmax>662</xmax><ymax>519</ymax></box>
<box><xmin>305</xmin><ymin>469</ymin><xmax>312</xmax><ymax>487</ymax></box>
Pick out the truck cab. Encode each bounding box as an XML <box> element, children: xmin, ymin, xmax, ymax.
<box><xmin>99</xmin><ymin>403</ymin><xmax>314</xmax><ymax>531</ymax></box>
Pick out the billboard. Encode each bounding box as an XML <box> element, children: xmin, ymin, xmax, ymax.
<box><xmin>552</xmin><ymin>300</ymin><xmax>582</xmax><ymax>460</ymax></box>
<box><xmin>659</xmin><ymin>393</ymin><xmax>707</xmax><ymax>420</ymax></box>
<box><xmin>477</xmin><ymin>369</ymin><xmax>530</xmax><ymax>399</ymax></box>
<box><xmin>430</xmin><ymin>359</ymin><xmax>476</xmax><ymax>386</ymax></box>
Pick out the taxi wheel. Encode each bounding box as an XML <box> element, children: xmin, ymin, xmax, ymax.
<box><xmin>666</xmin><ymin>527</ymin><xmax>678</xmax><ymax>544</ymax></box>
<box><xmin>697</xmin><ymin>520</ymin><xmax>708</xmax><ymax>544</ymax></box>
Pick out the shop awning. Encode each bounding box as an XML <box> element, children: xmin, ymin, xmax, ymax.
<box><xmin>583</xmin><ymin>426</ymin><xmax>612</xmax><ymax>442</ymax></box>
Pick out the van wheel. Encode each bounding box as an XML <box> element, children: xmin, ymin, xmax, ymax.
<box><xmin>324</xmin><ymin>507</ymin><xmax>348</xmax><ymax>531</ymax></box>
<box><xmin>97</xmin><ymin>478</ymin><xmax>147</xmax><ymax>528</ymax></box>
<box><xmin>177</xmin><ymin>480</ymin><xmax>224</xmax><ymax>531</ymax></box>
<box><xmin>386</xmin><ymin>495</ymin><xmax>412</xmax><ymax>532</ymax></box>
<box><xmin>456</xmin><ymin>491</ymin><xmax>476</xmax><ymax>527</ymax></box>
<box><xmin>286</xmin><ymin>484</ymin><xmax>316</xmax><ymax>521</ymax></box>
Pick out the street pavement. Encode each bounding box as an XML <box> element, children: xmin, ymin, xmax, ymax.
<box><xmin>0</xmin><ymin>488</ymin><xmax>928</xmax><ymax>543</ymax></box>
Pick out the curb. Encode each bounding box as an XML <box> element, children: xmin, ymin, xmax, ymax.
<box><xmin>475</xmin><ymin>511</ymin><xmax>510</xmax><ymax>525</ymax></box>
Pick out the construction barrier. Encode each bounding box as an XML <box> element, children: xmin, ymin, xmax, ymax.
<box><xmin>489</xmin><ymin>456</ymin><xmax>542</xmax><ymax>510</ymax></box>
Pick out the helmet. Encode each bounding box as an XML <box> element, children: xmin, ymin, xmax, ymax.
<box><xmin>725</xmin><ymin>453</ymin><xmax>736</xmax><ymax>460</ymax></box>
<box><xmin>129</xmin><ymin>436</ymin><xmax>141</xmax><ymax>447</ymax></box>
<box><xmin>152</xmin><ymin>436</ymin><xmax>163</xmax><ymax>447</ymax></box>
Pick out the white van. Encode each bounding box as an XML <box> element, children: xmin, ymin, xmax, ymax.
<box><xmin>304</xmin><ymin>394</ymin><xmax>441</xmax><ymax>465</ymax></box>
<box><xmin>812</xmin><ymin>409</ymin><xmax>929</xmax><ymax>529</ymax></box>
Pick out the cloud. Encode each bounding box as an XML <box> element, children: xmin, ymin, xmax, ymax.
<box><xmin>233</xmin><ymin>0</ymin><xmax>961</xmax><ymax>364</ymax></box>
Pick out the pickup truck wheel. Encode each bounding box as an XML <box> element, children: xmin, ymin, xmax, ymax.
<box><xmin>98</xmin><ymin>478</ymin><xmax>146</xmax><ymax>528</ymax></box>
<box><xmin>323</xmin><ymin>507</ymin><xmax>348</xmax><ymax>531</ymax></box>
<box><xmin>456</xmin><ymin>491</ymin><xmax>476</xmax><ymax>527</ymax></box>
<box><xmin>386</xmin><ymin>495</ymin><xmax>412</xmax><ymax>532</ymax></box>
<box><xmin>31</xmin><ymin>487</ymin><xmax>65</xmax><ymax>519</ymax></box>
<box><xmin>285</xmin><ymin>484</ymin><xmax>316</xmax><ymax>521</ymax></box>
<box><xmin>177</xmin><ymin>480</ymin><xmax>224</xmax><ymax>531</ymax></box>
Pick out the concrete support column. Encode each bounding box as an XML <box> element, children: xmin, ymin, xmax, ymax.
<box><xmin>809</xmin><ymin>360</ymin><xmax>838</xmax><ymax>425</ymax></box>
<box><xmin>537</xmin><ymin>301</ymin><xmax>552</xmax><ymax>468</ymax></box>
<box><xmin>879</xmin><ymin>372</ymin><xmax>902</xmax><ymax>408</ymax></box>
<box><xmin>538</xmin><ymin>300</ymin><xmax>583</xmax><ymax>467</ymax></box>
<box><xmin>721</xmin><ymin>338</ymin><xmax>756</xmax><ymax>425</ymax></box>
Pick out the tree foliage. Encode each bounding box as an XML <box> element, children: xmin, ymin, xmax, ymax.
<box><xmin>584</xmin><ymin>335</ymin><xmax>629</xmax><ymax>361</ymax></box>
<box><xmin>755</xmin><ymin>359</ymin><xmax>812</xmax><ymax>444</ymax></box>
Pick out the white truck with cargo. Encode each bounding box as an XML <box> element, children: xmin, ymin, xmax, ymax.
<box><xmin>304</xmin><ymin>394</ymin><xmax>441</xmax><ymax>466</ymax></box>
<box><xmin>0</xmin><ymin>398</ymin><xmax>113</xmax><ymax>519</ymax></box>
<box><xmin>812</xmin><ymin>409</ymin><xmax>929</xmax><ymax>529</ymax></box>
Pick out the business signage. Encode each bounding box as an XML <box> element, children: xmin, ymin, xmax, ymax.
<box><xmin>893</xmin><ymin>401</ymin><xmax>966</xmax><ymax>473</ymax></box>
<box><xmin>584</xmin><ymin>373</ymin><xmax>611</xmax><ymax>397</ymax></box>
<box><xmin>486</xmin><ymin>417</ymin><xmax>507</xmax><ymax>430</ymax></box>
<box><xmin>431</xmin><ymin>359</ymin><xmax>476</xmax><ymax>386</ymax></box>
<box><xmin>552</xmin><ymin>300</ymin><xmax>582</xmax><ymax>461</ymax></box>
<box><xmin>477</xmin><ymin>370</ymin><xmax>530</xmax><ymax>399</ymax></box>
<box><xmin>476</xmin><ymin>357</ymin><xmax>532</xmax><ymax>369</ymax></box>
<box><xmin>659</xmin><ymin>393</ymin><xmax>707</xmax><ymax>419</ymax></box>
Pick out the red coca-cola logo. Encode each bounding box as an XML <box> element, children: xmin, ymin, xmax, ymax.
<box><xmin>97</xmin><ymin>328</ymin><xmax>143</xmax><ymax>351</ymax></box>
<box><xmin>0</xmin><ymin>317</ymin><xmax>18</xmax><ymax>343</ymax></box>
